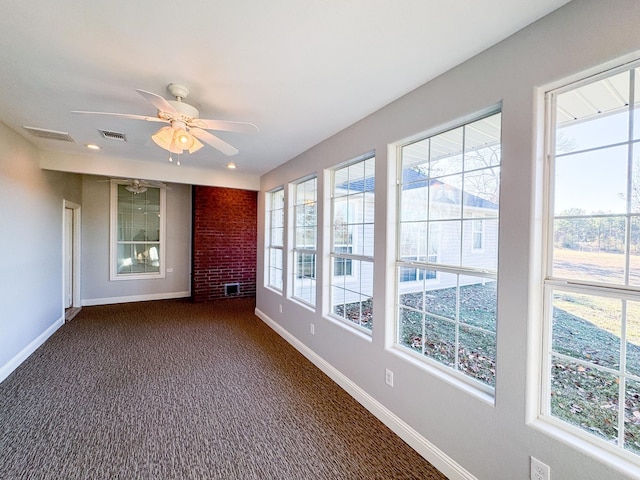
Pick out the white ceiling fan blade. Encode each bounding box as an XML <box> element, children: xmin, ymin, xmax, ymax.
<box><xmin>71</xmin><ymin>111</ymin><xmax>168</xmax><ymax>123</ymax></box>
<box><xmin>190</xmin><ymin>128</ymin><xmax>239</xmax><ymax>156</ymax></box>
<box><xmin>191</xmin><ymin>118</ymin><xmax>259</xmax><ymax>134</ymax></box>
<box><xmin>136</xmin><ymin>89</ymin><xmax>178</xmax><ymax>114</ymax></box>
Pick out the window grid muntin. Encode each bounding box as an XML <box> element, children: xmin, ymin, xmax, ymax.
<box><xmin>292</xmin><ymin>177</ymin><xmax>317</xmax><ymax>306</ymax></box>
<box><xmin>396</xmin><ymin>110</ymin><xmax>501</xmax><ymax>390</ymax></box>
<box><xmin>543</xmin><ymin>61</ymin><xmax>640</xmax><ymax>458</ymax></box>
<box><xmin>266</xmin><ymin>188</ymin><xmax>285</xmax><ymax>291</ymax></box>
<box><xmin>330</xmin><ymin>155</ymin><xmax>375</xmax><ymax>331</ymax></box>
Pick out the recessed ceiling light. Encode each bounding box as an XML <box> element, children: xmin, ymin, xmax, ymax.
<box><xmin>86</xmin><ymin>144</ymin><xmax>100</xmax><ymax>150</ymax></box>
<box><xmin>226</xmin><ymin>162</ymin><xmax>237</xmax><ymax>169</ymax></box>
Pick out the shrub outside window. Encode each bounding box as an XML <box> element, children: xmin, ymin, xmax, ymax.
<box><xmin>330</xmin><ymin>155</ymin><xmax>375</xmax><ymax>331</ymax></box>
<box><xmin>543</xmin><ymin>63</ymin><xmax>640</xmax><ymax>459</ymax></box>
<box><xmin>396</xmin><ymin>111</ymin><xmax>501</xmax><ymax>391</ymax></box>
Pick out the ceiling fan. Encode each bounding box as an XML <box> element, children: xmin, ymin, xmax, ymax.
<box><xmin>99</xmin><ymin>178</ymin><xmax>167</xmax><ymax>194</ymax></box>
<box><xmin>73</xmin><ymin>84</ymin><xmax>258</xmax><ymax>156</ymax></box>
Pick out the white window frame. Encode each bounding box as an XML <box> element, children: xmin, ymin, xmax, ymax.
<box><xmin>110</xmin><ymin>180</ymin><xmax>166</xmax><ymax>281</ymax></box>
<box><xmin>329</xmin><ymin>153</ymin><xmax>375</xmax><ymax>333</ymax></box>
<box><xmin>291</xmin><ymin>176</ymin><xmax>317</xmax><ymax>307</ymax></box>
<box><xmin>541</xmin><ymin>60</ymin><xmax>640</xmax><ymax>463</ymax></box>
<box><xmin>266</xmin><ymin>187</ymin><xmax>285</xmax><ymax>292</ymax></box>
<box><xmin>395</xmin><ymin>109</ymin><xmax>501</xmax><ymax>394</ymax></box>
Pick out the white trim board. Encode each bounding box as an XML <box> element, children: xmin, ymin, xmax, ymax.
<box><xmin>254</xmin><ymin>307</ymin><xmax>476</xmax><ymax>480</ymax></box>
<box><xmin>82</xmin><ymin>291</ymin><xmax>191</xmax><ymax>306</ymax></box>
<box><xmin>0</xmin><ymin>316</ymin><xmax>64</xmax><ymax>383</ymax></box>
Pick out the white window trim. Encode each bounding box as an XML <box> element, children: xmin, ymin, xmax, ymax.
<box><xmin>265</xmin><ymin>187</ymin><xmax>285</xmax><ymax>293</ymax></box>
<box><xmin>394</xmin><ymin>108</ymin><xmax>501</xmax><ymax>396</ymax></box>
<box><xmin>328</xmin><ymin>153</ymin><xmax>375</xmax><ymax>332</ymax></box>
<box><xmin>539</xmin><ymin>60</ymin><xmax>640</xmax><ymax>466</ymax></box>
<box><xmin>291</xmin><ymin>176</ymin><xmax>318</xmax><ymax>307</ymax></box>
<box><xmin>109</xmin><ymin>180</ymin><xmax>166</xmax><ymax>281</ymax></box>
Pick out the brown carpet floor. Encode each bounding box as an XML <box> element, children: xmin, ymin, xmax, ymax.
<box><xmin>0</xmin><ymin>298</ymin><xmax>447</xmax><ymax>479</ymax></box>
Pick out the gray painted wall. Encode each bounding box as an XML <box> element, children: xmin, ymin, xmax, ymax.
<box><xmin>0</xmin><ymin>124</ymin><xmax>192</xmax><ymax>379</ymax></box>
<box><xmin>257</xmin><ymin>1</ymin><xmax>640</xmax><ymax>479</ymax></box>
<box><xmin>81</xmin><ymin>176</ymin><xmax>192</xmax><ymax>304</ymax></box>
<box><xmin>0</xmin><ymin>122</ymin><xmax>82</xmax><ymax>372</ymax></box>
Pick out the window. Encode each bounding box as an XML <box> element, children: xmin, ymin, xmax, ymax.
<box><xmin>543</xmin><ymin>63</ymin><xmax>640</xmax><ymax>458</ymax></box>
<box><xmin>110</xmin><ymin>181</ymin><xmax>165</xmax><ymax>280</ymax></box>
<box><xmin>292</xmin><ymin>177</ymin><xmax>317</xmax><ymax>305</ymax></box>
<box><xmin>396</xmin><ymin>111</ymin><xmax>501</xmax><ymax>390</ymax></box>
<box><xmin>330</xmin><ymin>155</ymin><xmax>375</xmax><ymax>331</ymax></box>
<box><xmin>266</xmin><ymin>188</ymin><xmax>285</xmax><ymax>291</ymax></box>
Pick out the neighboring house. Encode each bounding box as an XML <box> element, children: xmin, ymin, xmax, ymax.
<box><xmin>331</xmin><ymin>170</ymin><xmax>498</xmax><ymax>304</ymax></box>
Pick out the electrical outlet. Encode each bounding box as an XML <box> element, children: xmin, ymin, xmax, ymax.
<box><xmin>279</xmin><ymin>304</ymin><xmax>283</xmax><ymax>313</ymax></box>
<box><xmin>530</xmin><ymin>457</ymin><xmax>550</xmax><ymax>480</ymax></box>
<box><xmin>310</xmin><ymin>323</ymin><xmax>315</xmax><ymax>335</ymax></box>
<box><xmin>385</xmin><ymin>369</ymin><xmax>394</xmax><ymax>387</ymax></box>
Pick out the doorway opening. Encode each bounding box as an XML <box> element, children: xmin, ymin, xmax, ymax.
<box><xmin>63</xmin><ymin>200</ymin><xmax>81</xmax><ymax>321</ymax></box>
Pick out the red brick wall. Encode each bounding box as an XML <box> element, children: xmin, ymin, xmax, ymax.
<box><xmin>192</xmin><ymin>186</ymin><xmax>257</xmax><ymax>302</ymax></box>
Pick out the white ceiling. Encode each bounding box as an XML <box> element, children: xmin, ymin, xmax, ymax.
<box><xmin>0</xmin><ymin>0</ymin><xmax>571</xmax><ymax>182</ymax></box>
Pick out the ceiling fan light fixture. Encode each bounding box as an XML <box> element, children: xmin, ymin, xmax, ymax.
<box><xmin>189</xmin><ymin>136</ymin><xmax>204</xmax><ymax>154</ymax></box>
<box><xmin>152</xmin><ymin>126</ymin><xmax>182</xmax><ymax>154</ymax></box>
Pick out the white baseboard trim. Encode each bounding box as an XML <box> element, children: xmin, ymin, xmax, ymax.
<box><xmin>255</xmin><ymin>307</ymin><xmax>476</xmax><ymax>480</ymax></box>
<box><xmin>0</xmin><ymin>315</ymin><xmax>64</xmax><ymax>384</ymax></box>
<box><xmin>82</xmin><ymin>291</ymin><xmax>191</xmax><ymax>306</ymax></box>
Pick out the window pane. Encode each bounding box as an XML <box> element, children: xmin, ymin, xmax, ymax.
<box><xmin>398</xmin><ymin>308</ymin><xmax>424</xmax><ymax>353</ymax></box>
<box><xmin>424</xmin><ymin>272</ymin><xmax>457</xmax><ymax>321</ymax></box>
<box><xmin>331</xmin><ymin>155</ymin><xmax>375</xmax><ymax>330</ymax></box>
<box><xmin>464</xmin><ymin>114</ymin><xmax>501</xmax><ymax>170</ymax></box>
<box><xmin>546</xmin><ymin>64</ymin><xmax>640</xmax><ymax>456</ymax></box>
<box><xmin>552</xmin><ymin>216</ymin><xmax>626</xmax><ymax>284</ymax></box>
<box><xmin>554</xmin><ymin>146</ymin><xmax>628</xmax><ymax>216</ymax></box>
<box><xmin>462</xmin><ymin>219</ymin><xmax>498</xmax><ymax>270</ymax></box>
<box><xmin>462</xmin><ymin>167</ymin><xmax>500</xmax><ymax>218</ymax></box>
<box><xmin>424</xmin><ymin>315</ymin><xmax>456</xmax><ymax>367</ymax></box>
<box><xmin>430</xmin><ymin>220</ymin><xmax>460</xmax><ymax>267</ymax></box>
<box><xmin>634</xmin><ymin>68</ymin><xmax>640</xmax><ymax>141</ymax></box>
<box><xmin>627</xmin><ymin>300</ymin><xmax>640</xmax><ymax>377</ymax></box>
<box><xmin>550</xmin><ymin>357</ymin><xmax>619</xmax><ymax>443</ymax></box>
<box><xmin>401</xmin><ymin>182</ymin><xmax>428</xmax><ymax>222</ymax></box>
<box><xmin>397</xmin><ymin>112</ymin><xmax>500</xmax><ymax>389</ymax></box>
<box><xmin>117</xmin><ymin>243</ymin><xmax>160</xmax><ymax>274</ymax></box>
<box><xmin>459</xmin><ymin>278</ymin><xmax>496</xmax><ymax>331</ymax></box>
<box><xmin>552</xmin><ymin>291</ymin><xmax>621</xmax><ymax>370</ymax></box>
<box><xmin>115</xmin><ymin>185</ymin><xmax>162</xmax><ymax>276</ymax></box>
<box><xmin>629</xmin><ymin>217</ymin><xmax>640</xmax><ymax>286</ymax></box>
<box><xmin>458</xmin><ymin>327</ymin><xmax>496</xmax><ymax>387</ymax></box>
<box><xmin>429</xmin><ymin>174</ymin><xmax>463</xmax><ymax>220</ymax></box>
<box><xmin>556</xmin><ymin>71</ymin><xmax>630</xmax><ymax>152</ymax></box>
<box><xmin>293</xmin><ymin>252</ymin><xmax>315</xmax><ymax>304</ymax></box>
<box><xmin>399</xmin><ymin>222</ymin><xmax>428</xmax><ymax>258</ymax></box>
<box><xmin>430</xmin><ymin>127</ymin><xmax>463</xmax><ymax>175</ymax></box>
<box><xmin>625</xmin><ymin>378</ymin><xmax>640</xmax><ymax>454</ymax></box>
<box><xmin>330</xmin><ymin>258</ymin><xmax>373</xmax><ymax>330</ymax></box>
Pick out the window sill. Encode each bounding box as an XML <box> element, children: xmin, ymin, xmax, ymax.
<box><xmin>529</xmin><ymin>416</ymin><xmax>640</xmax><ymax>479</ymax></box>
<box><xmin>324</xmin><ymin>313</ymin><xmax>373</xmax><ymax>342</ymax></box>
<box><xmin>387</xmin><ymin>344</ymin><xmax>495</xmax><ymax>406</ymax></box>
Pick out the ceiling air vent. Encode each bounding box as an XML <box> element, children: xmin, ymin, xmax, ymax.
<box><xmin>23</xmin><ymin>126</ymin><xmax>75</xmax><ymax>143</ymax></box>
<box><xmin>99</xmin><ymin>129</ymin><xmax>127</xmax><ymax>142</ymax></box>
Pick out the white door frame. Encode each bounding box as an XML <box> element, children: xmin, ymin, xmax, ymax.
<box><xmin>62</xmin><ymin>200</ymin><xmax>81</xmax><ymax>314</ymax></box>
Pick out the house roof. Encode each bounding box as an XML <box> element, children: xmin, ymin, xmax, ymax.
<box><xmin>338</xmin><ymin>168</ymin><xmax>499</xmax><ymax>210</ymax></box>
